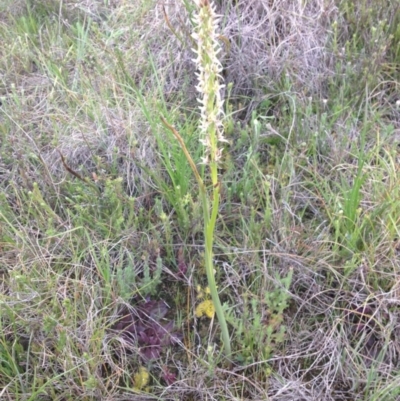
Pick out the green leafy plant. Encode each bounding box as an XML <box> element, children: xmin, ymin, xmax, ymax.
<box><xmin>226</xmin><ymin>268</ymin><xmax>293</xmax><ymax>364</ymax></box>
<box><xmin>141</xmin><ymin>254</ymin><xmax>163</xmax><ymax>296</ymax></box>
<box><xmin>262</xmin><ymin>268</ymin><xmax>293</xmax><ymax>359</ymax></box>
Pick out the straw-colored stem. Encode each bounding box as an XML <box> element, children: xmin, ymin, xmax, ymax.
<box><xmin>160</xmin><ymin>116</ymin><xmax>204</xmax><ymax>188</ymax></box>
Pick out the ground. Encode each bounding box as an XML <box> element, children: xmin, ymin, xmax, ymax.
<box><xmin>1</xmin><ymin>0</ymin><xmax>400</xmax><ymax>400</ymax></box>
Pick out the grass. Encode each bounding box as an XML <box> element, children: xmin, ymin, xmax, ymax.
<box><xmin>1</xmin><ymin>0</ymin><xmax>400</xmax><ymax>399</ymax></box>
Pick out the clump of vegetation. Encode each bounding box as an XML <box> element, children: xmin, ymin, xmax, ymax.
<box><xmin>1</xmin><ymin>0</ymin><xmax>400</xmax><ymax>400</ymax></box>
<box><xmin>112</xmin><ymin>298</ymin><xmax>182</xmax><ymax>361</ymax></box>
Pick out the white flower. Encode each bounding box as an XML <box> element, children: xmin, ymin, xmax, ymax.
<box><xmin>192</xmin><ymin>0</ymin><xmax>225</xmax><ymax>166</ymax></box>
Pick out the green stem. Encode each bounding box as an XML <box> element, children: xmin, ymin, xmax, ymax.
<box><xmin>203</xmin><ymin>183</ymin><xmax>231</xmax><ymax>357</ymax></box>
